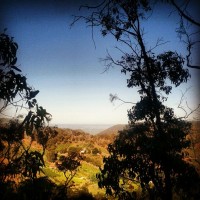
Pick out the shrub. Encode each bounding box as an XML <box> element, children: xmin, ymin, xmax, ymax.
<box><xmin>68</xmin><ymin>146</ymin><xmax>82</xmax><ymax>155</ymax></box>
<box><xmin>46</xmin><ymin>151</ymin><xmax>57</xmax><ymax>162</ymax></box>
<box><xmin>92</xmin><ymin>147</ymin><xmax>101</xmax><ymax>155</ymax></box>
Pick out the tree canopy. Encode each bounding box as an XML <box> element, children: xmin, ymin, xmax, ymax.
<box><xmin>73</xmin><ymin>0</ymin><xmax>200</xmax><ymax>70</ymax></box>
<box><xmin>0</xmin><ymin>31</ymin><xmax>58</xmax><ymax>199</ymax></box>
<box><xmin>74</xmin><ymin>0</ymin><xmax>200</xmax><ymax>199</ymax></box>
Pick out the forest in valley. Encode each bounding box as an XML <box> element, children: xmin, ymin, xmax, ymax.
<box><xmin>0</xmin><ymin>119</ymin><xmax>200</xmax><ymax>199</ymax></box>
<box><xmin>1</xmin><ymin>0</ymin><xmax>200</xmax><ymax>200</ymax></box>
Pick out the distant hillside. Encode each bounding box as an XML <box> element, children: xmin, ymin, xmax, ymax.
<box><xmin>53</xmin><ymin>124</ymin><xmax>114</xmax><ymax>135</ymax></box>
<box><xmin>96</xmin><ymin>124</ymin><xmax>126</xmax><ymax>142</ymax></box>
<box><xmin>97</xmin><ymin>124</ymin><xmax>127</xmax><ymax>138</ymax></box>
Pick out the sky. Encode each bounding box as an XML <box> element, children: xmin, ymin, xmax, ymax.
<box><xmin>0</xmin><ymin>0</ymin><xmax>199</xmax><ymax>125</ymax></box>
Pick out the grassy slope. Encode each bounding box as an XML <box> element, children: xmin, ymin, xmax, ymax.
<box><xmin>41</xmin><ymin>125</ymin><xmax>125</xmax><ymax>197</ymax></box>
<box><xmin>42</xmin><ymin>160</ymin><xmax>105</xmax><ymax>196</ymax></box>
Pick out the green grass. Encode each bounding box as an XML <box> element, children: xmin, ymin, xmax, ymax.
<box><xmin>42</xmin><ymin>167</ymin><xmax>61</xmax><ymax>178</ymax></box>
<box><xmin>75</xmin><ymin>161</ymin><xmax>100</xmax><ymax>185</ymax></box>
<box><xmin>55</xmin><ymin>143</ymin><xmax>69</xmax><ymax>152</ymax></box>
<box><xmin>43</xmin><ymin>139</ymin><xmax>111</xmax><ymax>197</ymax></box>
<box><xmin>41</xmin><ymin>160</ymin><xmax>105</xmax><ymax>196</ymax></box>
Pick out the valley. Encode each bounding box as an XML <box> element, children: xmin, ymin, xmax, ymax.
<box><xmin>1</xmin><ymin>119</ymin><xmax>199</xmax><ymax>199</ymax></box>
<box><xmin>42</xmin><ymin>122</ymin><xmax>200</xmax><ymax>198</ymax></box>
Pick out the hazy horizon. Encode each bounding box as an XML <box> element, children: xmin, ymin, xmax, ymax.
<box><xmin>51</xmin><ymin>123</ymin><xmax>122</xmax><ymax>134</ymax></box>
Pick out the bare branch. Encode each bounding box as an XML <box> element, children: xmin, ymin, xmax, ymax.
<box><xmin>110</xmin><ymin>93</ymin><xmax>136</xmax><ymax>105</ymax></box>
<box><xmin>148</xmin><ymin>38</ymin><xmax>170</xmax><ymax>53</ymax></box>
<box><xmin>170</xmin><ymin>0</ymin><xmax>200</xmax><ymax>27</ymax></box>
<box><xmin>79</xmin><ymin>0</ymin><xmax>107</xmax><ymax>10</ymax></box>
<box><xmin>176</xmin><ymin>15</ymin><xmax>200</xmax><ymax>70</ymax></box>
<box><xmin>185</xmin><ymin>32</ymin><xmax>200</xmax><ymax>70</ymax></box>
<box><xmin>177</xmin><ymin>87</ymin><xmax>200</xmax><ymax>119</ymax></box>
<box><xmin>100</xmin><ymin>50</ymin><xmax>133</xmax><ymax>73</ymax></box>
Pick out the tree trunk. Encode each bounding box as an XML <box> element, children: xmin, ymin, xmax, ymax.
<box><xmin>164</xmin><ymin>168</ymin><xmax>172</xmax><ymax>200</ymax></box>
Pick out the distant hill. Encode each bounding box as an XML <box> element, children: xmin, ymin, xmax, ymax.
<box><xmin>97</xmin><ymin>124</ymin><xmax>127</xmax><ymax>137</ymax></box>
<box><xmin>53</xmin><ymin>124</ymin><xmax>114</xmax><ymax>135</ymax></box>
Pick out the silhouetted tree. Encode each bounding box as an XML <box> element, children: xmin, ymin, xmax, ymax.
<box><xmin>0</xmin><ymin>31</ymin><xmax>57</xmax><ymax>199</ymax></box>
<box><xmin>56</xmin><ymin>153</ymin><xmax>81</xmax><ymax>197</ymax></box>
<box><xmin>72</xmin><ymin>0</ymin><xmax>200</xmax><ymax>70</ymax></box>
<box><xmin>73</xmin><ymin>1</ymin><xmax>200</xmax><ymax>199</ymax></box>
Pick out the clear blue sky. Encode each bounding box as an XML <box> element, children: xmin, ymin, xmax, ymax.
<box><xmin>1</xmin><ymin>0</ymin><xmax>199</xmax><ymax>124</ymax></box>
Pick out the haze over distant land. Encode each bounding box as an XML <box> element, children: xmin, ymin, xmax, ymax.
<box><xmin>53</xmin><ymin>123</ymin><xmax>117</xmax><ymax>134</ymax></box>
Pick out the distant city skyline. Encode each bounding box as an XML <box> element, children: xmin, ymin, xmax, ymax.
<box><xmin>0</xmin><ymin>0</ymin><xmax>199</xmax><ymax>124</ymax></box>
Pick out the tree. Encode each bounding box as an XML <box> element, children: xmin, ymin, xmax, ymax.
<box><xmin>72</xmin><ymin>0</ymin><xmax>200</xmax><ymax>70</ymax></box>
<box><xmin>0</xmin><ymin>31</ymin><xmax>57</xmax><ymax>198</ymax></box>
<box><xmin>0</xmin><ymin>30</ymin><xmax>38</xmax><ymax>114</ymax></box>
<box><xmin>56</xmin><ymin>153</ymin><xmax>81</xmax><ymax>197</ymax></box>
<box><xmin>73</xmin><ymin>1</ymin><xmax>200</xmax><ymax>199</ymax></box>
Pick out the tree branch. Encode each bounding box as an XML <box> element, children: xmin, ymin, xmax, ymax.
<box><xmin>110</xmin><ymin>93</ymin><xmax>136</xmax><ymax>105</ymax></box>
<box><xmin>170</xmin><ymin>0</ymin><xmax>200</xmax><ymax>27</ymax></box>
<box><xmin>177</xmin><ymin>87</ymin><xmax>200</xmax><ymax>119</ymax></box>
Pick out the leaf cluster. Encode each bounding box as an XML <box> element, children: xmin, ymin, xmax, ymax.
<box><xmin>0</xmin><ymin>32</ymin><xmax>39</xmax><ymax>112</ymax></box>
<box><xmin>56</xmin><ymin>153</ymin><xmax>81</xmax><ymax>173</ymax></box>
<box><xmin>0</xmin><ymin>32</ymin><xmax>55</xmax><ymax>189</ymax></box>
<box><xmin>98</xmin><ymin>120</ymin><xmax>199</xmax><ymax>198</ymax></box>
<box><xmin>98</xmin><ymin>0</ymin><xmax>151</xmax><ymax>40</ymax></box>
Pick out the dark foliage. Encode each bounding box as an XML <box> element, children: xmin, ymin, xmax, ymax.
<box><xmin>73</xmin><ymin>1</ymin><xmax>200</xmax><ymax>199</ymax></box>
<box><xmin>56</xmin><ymin>152</ymin><xmax>81</xmax><ymax>197</ymax></box>
<box><xmin>0</xmin><ymin>32</ymin><xmax>58</xmax><ymax>199</ymax></box>
<box><xmin>0</xmin><ymin>31</ymin><xmax>39</xmax><ymax>112</ymax></box>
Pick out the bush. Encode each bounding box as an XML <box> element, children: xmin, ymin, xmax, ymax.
<box><xmin>17</xmin><ymin>177</ymin><xmax>57</xmax><ymax>200</ymax></box>
<box><xmin>68</xmin><ymin>146</ymin><xmax>82</xmax><ymax>155</ymax></box>
<box><xmin>84</xmin><ymin>156</ymin><xmax>102</xmax><ymax>167</ymax></box>
<box><xmin>46</xmin><ymin>151</ymin><xmax>57</xmax><ymax>162</ymax></box>
<box><xmin>92</xmin><ymin>147</ymin><xmax>101</xmax><ymax>155</ymax></box>
<box><xmin>68</xmin><ymin>186</ymin><xmax>95</xmax><ymax>200</ymax></box>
